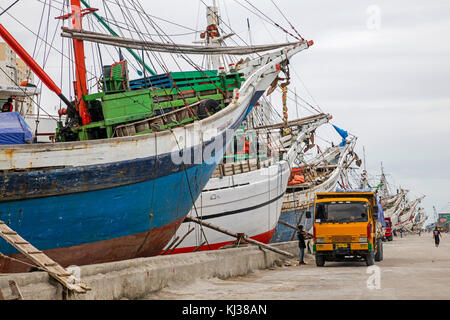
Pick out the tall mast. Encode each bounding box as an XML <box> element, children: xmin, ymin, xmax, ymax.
<box><xmin>71</xmin><ymin>0</ymin><xmax>91</xmax><ymax>125</ymax></box>
<box><xmin>247</xmin><ymin>18</ymin><xmax>253</xmax><ymax>46</ymax></box>
<box><xmin>379</xmin><ymin>161</ymin><xmax>390</xmax><ymax>200</ymax></box>
<box><xmin>57</xmin><ymin>0</ymin><xmax>94</xmax><ymax>125</ymax></box>
<box><xmin>194</xmin><ymin>1</ymin><xmax>234</xmax><ymax>70</ymax></box>
<box><xmin>206</xmin><ymin>0</ymin><xmax>221</xmax><ymax>69</ymax></box>
<box><xmin>361</xmin><ymin>146</ymin><xmax>368</xmax><ymax>189</ymax></box>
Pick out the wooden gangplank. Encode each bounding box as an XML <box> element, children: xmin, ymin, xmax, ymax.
<box><xmin>0</xmin><ymin>220</ymin><xmax>89</xmax><ymax>294</ymax></box>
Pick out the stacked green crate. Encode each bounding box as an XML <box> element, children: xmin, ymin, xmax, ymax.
<box><xmin>75</xmin><ymin>70</ymin><xmax>245</xmax><ymax>140</ymax></box>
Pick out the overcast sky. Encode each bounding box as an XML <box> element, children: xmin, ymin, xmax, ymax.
<box><xmin>1</xmin><ymin>0</ymin><xmax>449</xmax><ymax>224</ymax></box>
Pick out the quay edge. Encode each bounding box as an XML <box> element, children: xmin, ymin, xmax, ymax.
<box><xmin>0</xmin><ymin>241</ymin><xmax>301</xmax><ymax>300</ymax></box>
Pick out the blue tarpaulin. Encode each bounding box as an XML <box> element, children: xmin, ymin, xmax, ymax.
<box><xmin>335</xmin><ymin>188</ymin><xmax>386</xmax><ymax>227</ymax></box>
<box><xmin>333</xmin><ymin>125</ymin><xmax>349</xmax><ymax>147</ymax></box>
<box><xmin>0</xmin><ymin>112</ymin><xmax>33</xmax><ymax>145</ymax></box>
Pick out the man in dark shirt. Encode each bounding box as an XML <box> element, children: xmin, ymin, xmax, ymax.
<box><xmin>433</xmin><ymin>227</ymin><xmax>442</xmax><ymax>247</ymax></box>
<box><xmin>297</xmin><ymin>225</ymin><xmax>307</xmax><ymax>265</ymax></box>
<box><xmin>2</xmin><ymin>98</ymin><xmax>13</xmax><ymax>112</ymax></box>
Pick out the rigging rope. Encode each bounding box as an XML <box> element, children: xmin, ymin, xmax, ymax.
<box><xmin>269</xmin><ymin>0</ymin><xmax>304</xmax><ymax>41</ymax></box>
<box><xmin>0</xmin><ymin>0</ymin><xmax>19</xmax><ymax>17</ymax></box>
<box><xmin>236</xmin><ymin>0</ymin><xmax>302</xmax><ymax>41</ymax></box>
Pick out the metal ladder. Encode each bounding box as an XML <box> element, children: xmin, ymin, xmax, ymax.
<box><xmin>0</xmin><ymin>220</ymin><xmax>89</xmax><ymax>294</ymax></box>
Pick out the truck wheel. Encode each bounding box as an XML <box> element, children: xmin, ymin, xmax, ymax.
<box><xmin>315</xmin><ymin>255</ymin><xmax>325</xmax><ymax>267</ymax></box>
<box><xmin>365</xmin><ymin>252</ymin><xmax>375</xmax><ymax>266</ymax></box>
<box><xmin>375</xmin><ymin>239</ymin><xmax>383</xmax><ymax>262</ymax></box>
<box><xmin>380</xmin><ymin>242</ymin><xmax>384</xmax><ymax>261</ymax></box>
<box><xmin>375</xmin><ymin>240</ymin><xmax>383</xmax><ymax>261</ymax></box>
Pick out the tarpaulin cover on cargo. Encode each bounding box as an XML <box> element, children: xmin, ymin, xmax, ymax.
<box><xmin>0</xmin><ymin>112</ymin><xmax>33</xmax><ymax>145</ymax></box>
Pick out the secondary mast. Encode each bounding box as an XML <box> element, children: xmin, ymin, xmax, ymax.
<box><xmin>195</xmin><ymin>0</ymin><xmax>233</xmax><ymax>70</ymax></box>
<box><xmin>56</xmin><ymin>0</ymin><xmax>95</xmax><ymax>125</ymax></box>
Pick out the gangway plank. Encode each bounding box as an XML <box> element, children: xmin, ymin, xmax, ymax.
<box><xmin>0</xmin><ymin>220</ymin><xmax>89</xmax><ymax>294</ymax></box>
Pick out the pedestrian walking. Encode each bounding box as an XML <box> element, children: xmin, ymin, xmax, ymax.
<box><xmin>297</xmin><ymin>225</ymin><xmax>307</xmax><ymax>265</ymax></box>
<box><xmin>400</xmin><ymin>229</ymin><xmax>403</xmax><ymax>238</ymax></box>
<box><xmin>433</xmin><ymin>227</ymin><xmax>442</xmax><ymax>248</ymax></box>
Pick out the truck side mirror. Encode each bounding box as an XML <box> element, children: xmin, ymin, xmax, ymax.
<box><xmin>305</xmin><ymin>211</ymin><xmax>312</xmax><ymax>219</ymax></box>
<box><xmin>373</xmin><ymin>206</ymin><xmax>379</xmax><ymax>219</ymax></box>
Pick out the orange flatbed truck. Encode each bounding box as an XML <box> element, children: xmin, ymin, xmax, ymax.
<box><xmin>307</xmin><ymin>191</ymin><xmax>384</xmax><ymax>267</ymax></box>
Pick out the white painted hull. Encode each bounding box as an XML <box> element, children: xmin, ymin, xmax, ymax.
<box><xmin>166</xmin><ymin>160</ymin><xmax>291</xmax><ymax>253</ymax></box>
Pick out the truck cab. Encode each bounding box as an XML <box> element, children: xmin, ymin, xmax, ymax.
<box><xmin>309</xmin><ymin>192</ymin><xmax>384</xmax><ymax>266</ymax></box>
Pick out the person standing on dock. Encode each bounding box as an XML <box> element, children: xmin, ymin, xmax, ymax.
<box><xmin>1</xmin><ymin>98</ymin><xmax>13</xmax><ymax>112</ymax></box>
<box><xmin>433</xmin><ymin>227</ymin><xmax>442</xmax><ymax>248</ymax></box>
<box><xmin>297</xmin><ymin>225</ymin><xmax>307</xmax><ymax>265</ymax></box>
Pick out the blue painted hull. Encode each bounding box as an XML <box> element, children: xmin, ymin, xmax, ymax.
<box><xmin>0</xmin><ymin>90</ymin><xmax>265</xmax><ymax>271</ymax></box>
<box><xmin>0</xmin><ymin>159</ymin><xmax>213</xmax><ymax>255</ymax></box>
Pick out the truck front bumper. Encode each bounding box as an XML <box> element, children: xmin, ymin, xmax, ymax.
<box><xmin>314</xmin><ymin>243</ymin><xmax>371</xmax><ymax>253</ymax></box>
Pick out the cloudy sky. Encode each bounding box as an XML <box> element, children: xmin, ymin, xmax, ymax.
<box><xmin>1</xmin><ymin>0</ymin><xmax>449</xmax><ymax>224</ymax></box>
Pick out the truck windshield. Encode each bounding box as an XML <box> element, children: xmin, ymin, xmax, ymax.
<box><xmin>315</xmin><ymin>202</ymin><xmax>368</xmax><ymax>223</ymax></box>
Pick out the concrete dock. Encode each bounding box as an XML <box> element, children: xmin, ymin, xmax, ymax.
<box><xmin>1</xmin><ymin>234</ymin><xmax>448</xmax><ymax>300</ymax></box>
<box><xmin>145</xmin><ymin>234</ymin><xmax>450</xmax><ymax>300</ymax></box>
<box><xmin>0</xmin><ymin>241</ymin><xmax>299</xmax><ymax>300</ymax></box>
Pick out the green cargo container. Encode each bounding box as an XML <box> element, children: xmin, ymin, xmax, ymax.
<box><xmin>101</xmin><ymin>89</ymin><xmax>154</xmax><ymax>126</ymax></box>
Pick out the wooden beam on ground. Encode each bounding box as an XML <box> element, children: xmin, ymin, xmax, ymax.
<box><xmin>168</xmin><ymin>227</ymin><xmax>195</xmax><ymax>255</ymax></box>
<box><xmin>160</xmin><ymin>236</ymin><xmax>180</xmax><ymax>256</ymax></box>
<box><xmin>278</xmin><ymin>220</ymin><xmax>299</xmax><ymax>231</ymax></box>
<box><xmin>193</xmin><ymin>241</ymin><xmax>207</xmax><ymax>252</ymax></box>
<box><xmin>185</xmin><ymin>216</ymin><xmax>294</xmax><ymax>258</ymax></box>
<box><xmin>278</xmin><ymin>220</ymin><xmax>313</xmax><ymax>240</ymax></box>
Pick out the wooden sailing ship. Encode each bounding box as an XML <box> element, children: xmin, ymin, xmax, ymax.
<box><xmin>0</xmin><ymin>0</ymin><xmax>313</xmax><ymax>272</ymax></box>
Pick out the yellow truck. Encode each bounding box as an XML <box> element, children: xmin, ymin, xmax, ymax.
<box><xmin>306</xmin><ymin>191</ymin><xmax>384</xmax><ymax>267</ymax></box>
